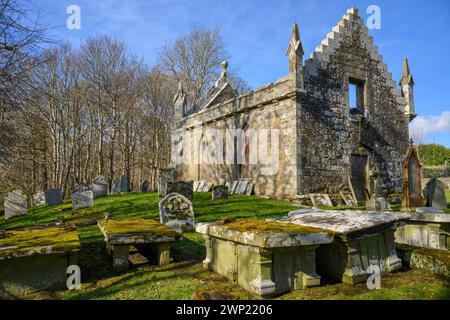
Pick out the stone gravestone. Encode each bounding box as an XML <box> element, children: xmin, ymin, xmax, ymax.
<box><xmin>112</xmin><ymin>175</ymin><xmax>128</xmax><ymax>193</ymax></box>
<box><xmin>141</xmin><ymin>180</ymin><xmax>150</xmax><ymax>192</ymax></box>
<box><xmin>423</xmin><ymin>178</ymin><xmax>447</xmax><ymax>210</ymax></box>
<box><xmin>366</xmin><ymin>164</ymin><xmax>389</xmax><ymax>211</ymax></box>
<box><xmin>309</xmin><ymin>194</ymin><xmax>333</xmax><ymax>207</ymax></box>
<box><xmin>4</xmin><ymin>190</ymin><xmax>28</xmax><ymax>219</ymax></box>
<box><xmin>245</xmin><ymin>183</ymin><xmax>254</xmax><ymax>195</ymax></box>
<box><xmin>91</xmin><ymin>175</ymin><xmax>108</xmax><ymax>198</ymax></box>
<box><xmin>235</xmin><ymin>180</ymin><xmax>249</xmax><ymax>195</ymax></box>
<box><xmin>157</xmin><ymin>168</ymin><xmax>176</xmax><ymax>197</ymax></box>
<box><xmin>193</xmin><ymin>181</ymin><xmax>200</xmax><ymax>192</ymax></box>
<box><xmin>159</xmin><ymin>193</ymin><xmax>195</xmax><ymax>233</ymax></box>
<box><xmin>340</xmin><ymin>191</ymin><xmax>355</xmax><ymax>206</ymax></box>
<box><xmin>401</xmin><ymin>140</ymin><xmax>424</xmax><ymax>210</ymax></box>
<box><xmin>45</xmin><ymin>188</ymin><xmax>63</xmax><ymax>206</ymax></box>
<box><xmin>212</xmin><ymin>185</ymin><xmax>228</xmax><ymax>200</ymax></box>
<box><xmin>167</xmin><ymin>181</ymin><xmax>193</xmax><ymax>200</ymax></box>
<box><xmin>32</xmin><ymin>192</ymin><xmax>46</xmax><ymax>206</ymax></box>
<box><xmin>72</xmin><ymin>186</ymin><xmax>94</xmax><ymax>210</ymax></box>
<box><xmin>230</xmin><ymin>181</ymin><xmax>238</xmax><ymax>194</ymax></box>
<box><xmin>201</xmin><ymin>181</ymin><xmax>213</xmax><ymax>192</ymax></box>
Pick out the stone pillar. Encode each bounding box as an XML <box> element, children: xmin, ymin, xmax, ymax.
<box><xmin>384</xmin><ymin>228</ymin><xmax>402</xmax><ymax>272</ymax></box>
<box><xmin>249</xmin><ymin>248</ymin><xmax>276</xmax><ymax>298</ymax></box>
<box><xmin>110</xmin><ymin>244</ymin><xmax>129</xmax><ymax>272</ymax></box>
<box><xmin>342</xmin><ymin>240</ymin><xmax>367</xmax><ymax>284</ymax></box>
<box><xmin>156</xmin><ymin>243</ymin><xmax>172</xmax><ymax>266</ymax></box>
<box><xmin>202</xmin><ymin>235</ymin><xmax>213</xmax><ymax>270</ymax></box>
<box><xmin>296</xmin><ymin>245</ymin><xmax>321</xmax><ymax>289</ymax></box>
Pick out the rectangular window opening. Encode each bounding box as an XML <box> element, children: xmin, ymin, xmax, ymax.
<box><xmin>348</xmin><ymin>78</ymin><xmax>365</xmax><ymax>115</ymax></box>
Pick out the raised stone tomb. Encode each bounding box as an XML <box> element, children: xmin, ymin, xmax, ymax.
<box><xmin>196</xmin><ymin>219</ymin><xmax>334</xmax><ymax>297</ymax></box>
<box><xmin>273</xmin><ymin>209</ymin><xmax>409</xmax><ymax>284</ymax></box>
<box><xmin>4</xmin><ymin>190</ymin><xmax>28</xmax><ymax>220</ymax></box>
<box><xmin>98</xmin><ymin>219</ymin><xmax>182</xmax><ymax>272</ymax></box>
<box><xmin>0</xmin><ymin>226</ymin><xmax>80</xmax><ymax>291</ymax></box>
<box><xmin>395</xmin><ymin>211</ymin><xmax>450</xmax><ymax>250</ymax></box>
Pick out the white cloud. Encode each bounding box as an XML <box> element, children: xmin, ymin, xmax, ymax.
<box><xmin>409</xmin><ymin>111</ymin><xmax>450</xmax><ymax>144</ymax></box>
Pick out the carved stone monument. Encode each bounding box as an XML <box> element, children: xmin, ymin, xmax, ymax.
<box><xmin>401</xmin><ymin>140</ymin><xmax>424</xmax><ymax>211</ymax></box>
<box><xmin>159</xmin><ymin>193</ymin><xmax>195</xmax><ymax>233</ymax></box>
<box><xmin>72</xmin><ymin>186</ymin><xmax>94</xmax><ymax>210</ymax></box>
<box><xmin>45</xmin><ymin>188</ymin><xmax>63</xmax><ymax>206</ymax></box>
<box><xmin>423</xmin><ymin>177</ymin><xmax>448</xmax><ymax>210</ymax></box>
<box><xmin>112</xmin><ymin>175</ymin><xmax>129</xmax><ymax>193</ymax></box>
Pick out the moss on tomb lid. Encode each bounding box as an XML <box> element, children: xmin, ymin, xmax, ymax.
<box><xmin>98</xmin><ymin>219</ymin><xmax>179</xmax><ymax>237</ymax></box>
<box><xmin>0</xmin><ymin>226</ymin><xmax>80</xmax><ymax>259</ymax></box>
<box><xmin>217</xmin><ymin>218</ymin><xmax>334</xmax><ymax>235</ymax></box>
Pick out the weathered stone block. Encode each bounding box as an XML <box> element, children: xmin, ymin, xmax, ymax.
<box><xmin>4</xmin><ymin>190</ymin><xmax>28</xmax><ymax>220</ymax></box>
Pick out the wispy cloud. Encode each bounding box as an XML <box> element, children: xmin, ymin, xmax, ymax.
<box><xmin>410</xmin><ymin>111</ymin><xmax>450</xmax><ymax>145</ymax></box>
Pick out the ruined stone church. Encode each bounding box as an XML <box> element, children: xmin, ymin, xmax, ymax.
<box><xmin>171</xmin><ymin>7</ymin><xmax>415</xmax><ymax>199</ymax></box>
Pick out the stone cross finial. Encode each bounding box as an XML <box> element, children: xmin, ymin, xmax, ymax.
<box><xmin>287</xmin><ymin>23</ymin><xmax>304</xmax><ymax>90</ymax></box>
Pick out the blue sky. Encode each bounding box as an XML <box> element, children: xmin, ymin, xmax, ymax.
<box><xmin>34</xmin><ymin>0</ymin><xmax>450</xmax><ymax>147</ymax></box>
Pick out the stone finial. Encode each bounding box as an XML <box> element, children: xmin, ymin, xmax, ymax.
<box><xmin>287</xmin><ymin>23</ymin><xmax>304</xmax><ymax>56</ymax></box>
<box><xmin>287</xmin><ymin>23</ymin><xmax>304</xmax><ymax>90</ymax></box>
<box><xmin>400</xmin><ymin>58</ymin><xmax>416</xmax><ymax>122</ymax></box>
<box><xmin>221</xmin><ymin>60</ymin><xmax>228</xmax><ymax>78</ymax></box>
<box><xmin>400</xmin><ymin>58</ymin><xmax>414</xmax><ymax>86</ymax></box>
<box><xmin>173</xmin><ymin>81</ymin><xmax>187</xmax><ymax>120</ymax></box>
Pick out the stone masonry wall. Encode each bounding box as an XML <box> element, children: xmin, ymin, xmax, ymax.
<box><xmin>297</xmin><ymin>10</ymin><xmax>408</xmax><ymax>194</ymax></box>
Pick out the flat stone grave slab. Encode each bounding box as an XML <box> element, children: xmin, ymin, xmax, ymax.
<box><xmin>98</xmin><ymin>219</ymin><xmax>182</xmax><ymax>271</ymax></box>
<box><xmin>0</xmin><ymin>226</ymin><xmax>80</xmax><ymax>291</ymax></box>
<box><xmin>309</xmin><ymin>194</ymin><xmax>333</xmax><ymax>207</ymax></box>
<box><xmin>272</xmin><ymin>209</ymin><xmax>410</xmax><ymax>284</ymax></box>
<box><xmin>196</xmin><ymin>219</ymin><xmax>334</xmax><ymax>297</ymax></box>
<box><xmin>395</xmin><ymin>211</ymin><xmax>450</xmax><ymax>250</ymax></box>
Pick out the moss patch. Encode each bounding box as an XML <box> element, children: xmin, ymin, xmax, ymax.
<box><xmin>98</xmin><ymin>219</ymin><xmax>179</xmax><ymax>238</ymax></box>
<box><xmin>217</xmin><ymin>219</ymin><xmax>333</xmax><ymax>235</ymax></box>
<box><xmin>0</xmin><ymin>226</ymin><xmax>80</xmax><ymax>258</ymax></box>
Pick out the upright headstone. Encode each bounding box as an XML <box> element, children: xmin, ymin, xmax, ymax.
<box><xmin>423</xmin><ymin>177</ymin><xmax>448</xmax><ymax>210</ymax></box>
<box><xmin>167</xmin><ymin>181</ymin><xmax>194</xmax><ymax>200</ymax></box>
<box><xmin>212</xmin><ymin>185</ymin><xmax>228</xmax><ymax>200</ymax></box>
<box><xmin>141</xmin><ymin>180</ymin><xmax>150</xmax><ymax>192</ymax></box>
<box><xmin>157</xmin><ymin>168</ymin><xmax>176</xmax><ymax>197</ymax></box>
<box><xmin>309</xmin><ymin>194</ymin><xmax>333</xmax><ymax>207</ymax></box>
<box><xmin>201</xmin><ymin>181</ymin><xmax>213</xmax><ymax>192</ymax></box>
<box><xmin>245</xmin><ymin>183</ymin><xmax>254</xmax><ymax>195</ymax></box>
<box><xmin>45</xmin><ymin>188</ymin><xmax>63</xmax><ymax>206</ymax></box>
<box><xmin>159</xmin><ymin>193</ymin><xmax>195</xmax><ymax>233</ymax></box>
<box><xmin>32</xmin><ymin>192</ymin><xmax>46</xmax><ymax>206</ymax></box>
<box><xmin>193</xmin><ymin>181</ymin><xmax>200</xmax><ymax>192</ymax></box>
<box><xmin>112</xmin><ymin>175</ymin><xmax>128</xmax><ymax>193</ymax></box>
<box><xmin>235</xmin><ymin>180</ymin><xmax>249</xmax><ymax>195</ymax></box>
<box><xmin>401</xmin><ymin>140</ymin><xmax>424</xmax><ymax>210</ymax></box>
<box><xmin>230</xmin><ymin>181</ymin><xmax>238</xmax><ymax>194</ymax></box>
<box><xmin>4</xmin><ymin>190</ymin><xmax>28</xmax><ymax>219</ymax></box>
<box><xmin>366</xmin><ymin>164</ymin><xmax>389</xmax><ymax>211</ymax></box>
<box><xmin>91</xmin><ymin>175</ymin><xmax>108</xmax><ymax>197</ymax></box>
<box><xmin>72</xmin><ymin>186</ymin><xmax>94</xmax><ymax>210</ymax></box>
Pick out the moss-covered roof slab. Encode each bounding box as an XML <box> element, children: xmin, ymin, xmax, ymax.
<box><xmin>196</xmin><ymin>219</ymin><xmax>334</xmax><ymax>248</ymax></box>
<box><xmin>98</xmin><ymin>219</ymin><xmax>182</xmax><ymax>245</ymax></box>
<box><xmin>0</xmin><ymin>226</ymin><xmax>80</xmax><ymax>260</ymax></box>
<box><xmin>275</xmin><ymin>209</ymin><xmax>411</xmax><ymax>235</ymax></box>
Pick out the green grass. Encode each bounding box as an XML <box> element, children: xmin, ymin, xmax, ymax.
<box><xmin>0</xmin><ymin>192</ymin><xmax>297</xmax><ymax>230</ymax></box>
